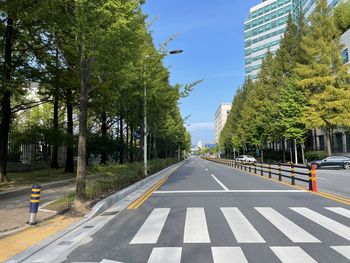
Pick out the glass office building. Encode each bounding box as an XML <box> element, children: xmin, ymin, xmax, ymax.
<box><xmin>302</xmin><ymin>0</ymin><xmax>341</xmax><ymax>18</ymax></box>
<box><xmin>244</xmin><ymin>0</ymin><xmax>341</xmax><ymax>80</ymax></box>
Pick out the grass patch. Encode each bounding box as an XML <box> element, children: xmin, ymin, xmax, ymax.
<box><xmin>0</xmin><ymin>158</ymin><xmax>178</xmax><ymax>196</ymax></box>
<box><xmin>85</xmin><ymin>159</ymin><xmax>178</xmax><ymax>200</ymax></box>
<box><xmin>45</xmin><ymin>193</ymin><xmax>76</xmax><ymax>212</ymax></box>
<box><xmin>0</xmin><ymin>169</ymin><xmax>74</xmax><ymax>190</ymax></box>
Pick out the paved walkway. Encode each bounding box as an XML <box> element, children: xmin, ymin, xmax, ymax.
<box><xmin>0</xmin><ymin>183</ymin><xmax>75</xmax><ymax>235</ymax></box>
<box><xmin>0</xmin><ymin>215</ymin><xmax>79</xmax><ymax>262</ymax></box>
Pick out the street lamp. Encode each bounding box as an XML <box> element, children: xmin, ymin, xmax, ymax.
<box><xmin>143</xmin><ymin>49</ymin><xmax>183</xmax><ymax>177</ymax></box>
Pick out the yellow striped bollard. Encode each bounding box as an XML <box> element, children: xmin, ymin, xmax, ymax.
<box><xmin>27</xmin><ymin>185</ymin><xmax>42</xmax><ymax>225</ymax></box>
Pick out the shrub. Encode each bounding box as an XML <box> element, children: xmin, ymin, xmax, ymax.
<box><xmin>304</xmin><ymin>151</ymin><xmax>326</xmax><ymax>161</ymax></box>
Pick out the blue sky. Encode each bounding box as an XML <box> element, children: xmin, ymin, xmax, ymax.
<box><xmin>143</xmin><ymin>0</ymin><xmax>260</xmax><ymax>145</ymax></box>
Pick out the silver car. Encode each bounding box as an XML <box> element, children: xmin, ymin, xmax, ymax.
<box><xmin>236</xmin><ymin>155</ymin><xmax>257</xmax><ymax>163</ymax></box>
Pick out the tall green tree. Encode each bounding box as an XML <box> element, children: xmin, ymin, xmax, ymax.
<box><xmin>333</xmin><ymin>0</ymin><xmax>350</xmax><ymax>34</ymax></box>
<box><xmin>296</xmin><ymin>0</ymin><xmax>350</xmax><ymax>156</ymax></box>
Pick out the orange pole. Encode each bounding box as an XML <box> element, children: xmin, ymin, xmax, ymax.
<box><xmin>311</xmin><ymin>164</ymin><xmax>318</xmax><ymax>192</ymax></box>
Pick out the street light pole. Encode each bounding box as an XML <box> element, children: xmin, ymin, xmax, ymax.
<box><xmin>143</xmin><ymin>50</ymin><xmax>183</xmax><ymax>177</ymax></box>
<box><xmin>143</xmin><ymin>78</ymin><xmax>148</xmax><ymax>177</ymax></box>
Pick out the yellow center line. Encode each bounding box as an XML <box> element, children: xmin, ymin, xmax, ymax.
<box><xmin>127</xmin><ymin>176</ymin><xmax>169</xmax><ymax>210</ymax></box>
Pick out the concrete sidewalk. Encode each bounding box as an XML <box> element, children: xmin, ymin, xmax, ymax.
<box><xmin>0</xmin><ymin>183</ymin><xmax>75</xmax><ymax>236</ymax></box>
<box><xmin>2</xmin><ymin>161</ymin><xmax>184</xmax><ymax>263</ymax></box>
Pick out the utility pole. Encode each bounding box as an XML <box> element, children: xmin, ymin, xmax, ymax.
<box><xmin>143</xmin><ymin>78</ymin><xmax>148</xmax><ymax>177</ymax></box>
<box><xmin>143</xmin><ymin>50</ymin><xmax>183</xmax><ymax>177</ymax></box>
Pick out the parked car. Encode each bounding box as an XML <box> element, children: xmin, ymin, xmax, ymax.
<box><xmin>310</xmin><ymin>156</ymin><xmax>350</xmax><ymax>170</ymax></box>
<box><xmin>236</xmin><ymin>155</ymin><xmax>257</xmax><ymax>163</ymax></box>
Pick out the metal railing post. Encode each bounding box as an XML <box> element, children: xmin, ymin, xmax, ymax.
<box><xmin>291</xmin><ymin>163</ymin><xmax>295</xmax><ymax>185</ymax></box>
<box><xmin>278</xmin><ymin>163</ymin><xmax>282</xmax><ymax>181</ymax></box>
<box><xmin>269</xmin><ymin>163</ymin><xmax>272</xmax><ymax>179</ymax></box>
<box><xmin>254</xmin><ymin>162</ymin><xmax>257</xmax><ymax>174</ymax></box>
<box><xmin>260</xmin><ymin>163</ymin><xmax>263</xmax><ymax>176</ymax></box>
<box><xmin>308</xmin><ymin>167</ymin><xmax>313</xmax><ymax>191</ymax></box>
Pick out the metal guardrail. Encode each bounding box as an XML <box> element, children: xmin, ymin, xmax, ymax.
<box><xmin>205</xmin><ymin>158</ymin><xmax>318</xmax><ymax>192</ymax></box>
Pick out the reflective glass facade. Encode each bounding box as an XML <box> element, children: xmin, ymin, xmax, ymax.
<box><xmin>244</xmin><ymin>0</ymin><xmax>341</xmax><ymax>80</ymax></box>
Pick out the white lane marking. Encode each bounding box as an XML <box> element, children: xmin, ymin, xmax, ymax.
<box><xmin>154</xmin><ymin>190</ymin><xmax>306</xmax><ymax>194</ymax></box>
<box><xmin>211</xmin><ymin>247</ymin><xmax>248</xmax><ymax>263</ymax></box>
<box><xmin>291</xmin><ymin>207</ymin><xmax>350</xmax><ymax>241</ymax></box>
<box><xmin>130</xmin><ymin>208</ymin><xmax>170</xmax><ymax>244</ymax></box>
<box><xmin>211</xmin><ymin>174</ymin><xmax>229</xmax><ymax>191</ymax></box>
<box><xmin>325</xmin><ymin>207</ymin><xmax>350</xmax><ymax>219</ymax></box>
<box><xmin>255</xmin><ymin>207</ymin><xmax>320</xmax><ymax>243</ymax></box>
<box><xmin>147</xmin><ymin>247</ymin><xmax>182</xmax><ymax>263</ymax></box>
<box><xmin>205</xmin><ymin>168</ymin><xmax>209</xmax><ymax>171</ymax></box>
<box><xmin>184</xmin><ymin>207</ymin><xmax>210</xmax><ymax>243</ymax></box>
<box><xmin>221</xmin><ymin>207</ymin><xmax>265</xmax><ymax>243</ymax></box>
<box><xmin>331</xmin><ymin>246</ymin><xmax>350</xmax><ymax>260</ymax></box>
<box><xmin>270</xmin><ymin>246</ymin><xmax>317</xmax><ymax>263</ymax></box>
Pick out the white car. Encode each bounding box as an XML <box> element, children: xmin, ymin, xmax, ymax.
<box><xmin>236</xmin><ymin>155</ymin><xmax>257</xmax><ymax>163</ymax></box>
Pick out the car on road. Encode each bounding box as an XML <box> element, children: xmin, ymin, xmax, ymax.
<box><xmin>310</xmin><ymin>156</ymin><xmax>350</xmax><ymax>170</ymax></box>
<box><xmin>236</xmin><ymin>155</ymin><xmax>257</xmax><ymax>163</ymax></box>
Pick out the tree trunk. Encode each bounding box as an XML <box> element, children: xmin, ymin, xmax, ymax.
<box><xmin>282</xmin><ymin>139</ymin><xmax>286</xmax><ymax>163</ymax></box>
<box><xmin>313</xmin><ymin>129</ymin><xmax>317</xmax><ymax>151</ymax></box>
<box><xmin>289</xmin><ymin>141</ymin><xmax>293</xmax><ymax>163</ymax></box>
<box><xmin>130</xmin><ymin>126</ymin><xmax>134</xmax><ymax>162</ymax></box>
<box><xmin>51</xmin><ymin>92</ymin><xmax>59</xmax><ymax>169</ymax></box>
<box><xmin>165</xmin><ymin>141</ymin><xmax>168</xmax><ymax>159</ymax></box>
<box><xmin>100</xmin><ymin>112</ymin><xmax>107</xmax><ymax>165</ymax></box>
<box><xmin>294</xmin><ymin>139</ymin><xmax>298</xmax><ymax>164</ymax></box>
<box><xmin>261</xmin><ymin>148</ymin><xmax>264</xmax><ymax>163</ymax></box>
<box><xmin>301</xmin><ymin>142</ymin><xmax>306</xmax><ymax>165</ymax></box>
<box><xmin>325</xmin><ymin>128</ymin><xmax>332</xmax><ymax>156</ymax></box>
<box><xmin>119</xmin><ymin>116</ymin><xmax>124</xmax><ymax>164</ymax></box>
<box><xmin>65</xmin><ymin>91</ymin><xmax>74</xmax><ymax>173</ymax></box>
<box><xmin>126</xmin><ymin>124</ymin><xmax>129</xmax><ymax>162</ymax></box>
<box><xmin>76</xmin><ymin>57</ymin><xmax>89</xmax><ymax>201</ymax></box>
<box><xmin>0</xmin><ymin>18</ymin><xmax>14</xmax><ymax>183</ymax></box>
<box><xmin>154</xmin><ymin>130</ymin><xmax>158</xmax><ymax>159</ymax></box>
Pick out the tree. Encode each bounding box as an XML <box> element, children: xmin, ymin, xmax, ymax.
<box><xmin>296</xmin><ymin>0</ymin><xmax>350</xmax><ymax>156</ymax></box>
<box><xmin>0</xmin><ymin>0</ymin><xmax>50</xmax><ymax>182</ymax></box>
<box><xmin>333</xmin><ymin>0</ymin><xmax>350</xmax><ymax>34</ymax></box>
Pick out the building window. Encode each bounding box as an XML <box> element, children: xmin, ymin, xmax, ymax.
<box><xmin>342</xmin><ymin>48</ymin><xmax>349</xmax><ymax>64</ymax></box>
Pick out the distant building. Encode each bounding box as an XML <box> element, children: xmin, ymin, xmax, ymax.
<box><xmin>197</xmin><ymin>140</ymin><xmax>203</xmax><ymax>149</ymax></box>
<box><xmin>244</xmin><ymin>0</ymin><xmax>342</xmax><ymax>80</ymax></box>
<box><xmin>215</xmin><ymin>103</ymin><xmax>232</xmax><ymax>143</ymax></box>
<box><xmin>341</xmin><ymin>28</ymin><xmax>350</xmax><ymax>70</ymax></box>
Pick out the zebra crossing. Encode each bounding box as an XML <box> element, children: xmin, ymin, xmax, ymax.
<box><xmin>129</xmin><ymin>206</ymin><xmax>350</xmax><ymax>262</ymax></box>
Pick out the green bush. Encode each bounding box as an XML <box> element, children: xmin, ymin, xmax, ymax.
<box><xmin>304</xmin><ymin>151</ymin><xmax>326</xmax><ymax>161</ymax></box>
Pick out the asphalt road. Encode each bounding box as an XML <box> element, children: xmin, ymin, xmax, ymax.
<box><xmin>261</xmin><ymin>163</ymin><xmax>350</xmax><ymax>199</ymax></box>
<box><xmin>25</xmin><ymin>157</ymin><xmax>350</xmax><ymax>263</ymax></box>
<box><xmin>315</xmin><ymin>168</ymin><xmax>350</xmax><ymax>198</ymax></box>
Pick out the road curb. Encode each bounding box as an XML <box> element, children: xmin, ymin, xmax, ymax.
<box><xmin>6</xmin><ymin>161</ymin><xmax>185</xmax><ymax>263</ymax></box>
<box><xmin>87</xmin><ymin>161</ymin><xmax>185</xmax><ymax>218</ymax></box>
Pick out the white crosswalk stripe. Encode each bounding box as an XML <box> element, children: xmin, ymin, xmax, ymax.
<box><xmin>325</xmin><ymin>207</ymin><xmax>350</xmax><ymax>219</ymax></box>
<box><xmin>184</xmin><ymin>207</ymin><xmax>211</xmax><ymax>243</ymax></box>
<box><xmin>331</xmin><ymin>246</ymin><xmax>350</xmax><ymax>260</ymax></box>
<box><xmin>130</xmin><ymin>206</ymin><xmax>350</xmax><ymax>249</ymax></box>
<box><xmin>255</xmin><ymin>207</ymin><xmax>320</xmax><ymax>243</ymax></box>
<box><xmin>147</xmin><ymin>247</ymin><xmax>182</xmax><ymax>263</ymax></box>
<box><xmin>211</xmin><ymin>247</ymin><xmax>248</xmax><ymax>263</ymax></box>
<box><xmin>270</xmin><ymin>246</ymin><xmax>317</xmax><ymax>263</ymax></box>
<box><xmin>291</xmin><ymin>207</ymin><xmax>350</xmax><ymax>241</ymax></box>
<box><xmin>221</xmin><ymin>207</ymin><xmax>265</xmax><ymax>243</ymax></box>
<box><xmin>130</xmin><ymin>208</ymin><xmax>170</xmax><ymax>244</ymax></box>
